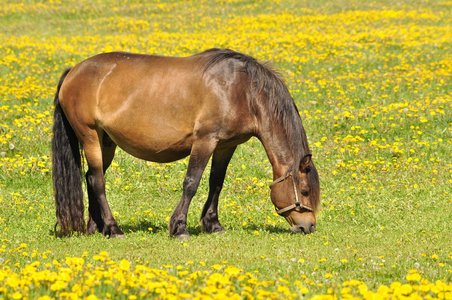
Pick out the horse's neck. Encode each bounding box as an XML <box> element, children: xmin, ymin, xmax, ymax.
<box><xmin>257</xmin><ymin>119</ymin><xmax>295</xmax><ymax>180</ymax></box>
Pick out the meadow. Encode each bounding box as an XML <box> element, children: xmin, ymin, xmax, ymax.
<box><xmin>0</xmin><ymin>0</ymin><xmax>451</xmax><ymax>299</ymax></box>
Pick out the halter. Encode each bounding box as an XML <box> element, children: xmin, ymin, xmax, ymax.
<box><xmin>269</xmin><ymin>171</ymin><xmax>314</xmax><ymax>215</ymax></box>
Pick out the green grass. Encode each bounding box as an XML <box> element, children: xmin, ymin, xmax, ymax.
<box><xmin>0</xmin><ymin>0</ymin><xmax>451</xmax><ymax>298</ymax></box>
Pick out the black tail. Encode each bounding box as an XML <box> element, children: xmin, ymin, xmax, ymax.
<box><xmin>52</xmin><ymin>68</ymin><xmax>85</xmax><ymax>237</ymax></box>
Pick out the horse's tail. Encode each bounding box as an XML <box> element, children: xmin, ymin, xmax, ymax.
<box><xmin>52</xmin><ymin>68</ymin><xmax>86</xmax><ymax>237</ymax></box>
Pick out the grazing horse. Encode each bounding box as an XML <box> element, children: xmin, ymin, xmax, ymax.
<box><xmin>52</xmin><ymin>48</ymin><xmax>320</xmax><ymax>239</ymax></box>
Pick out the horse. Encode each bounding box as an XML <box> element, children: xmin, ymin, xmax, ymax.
<box><xmin>52</xmin><ymin>48</ymin><xmax>320</xmax><ymax>239</ymax></box>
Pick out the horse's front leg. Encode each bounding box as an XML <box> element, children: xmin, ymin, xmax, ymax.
<box><xmin>169</xmin><ymin>140</ymin><xmax>217</xmax><ymax>238</ymax></box>
<box><xmin>201</xmin><ymin>146</ymin><xmax>236</xmax><ymax>234</ymax></box>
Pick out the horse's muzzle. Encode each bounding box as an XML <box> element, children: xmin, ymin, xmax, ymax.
<box><xmin>290</xmin><ymin>223</ymin><xmax>316</xmax><ymax>234</ymax></box>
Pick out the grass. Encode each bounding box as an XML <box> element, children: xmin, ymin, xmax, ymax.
<box><xmin>0</xmin><ymin>0</ymin><xmax>451</xmax><ymax>299</ymax></box>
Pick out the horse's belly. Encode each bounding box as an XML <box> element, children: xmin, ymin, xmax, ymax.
<box><xmin>105</xmin><ymin>127</ymin><xmax>193</xmax><ymax>163</ymax></box>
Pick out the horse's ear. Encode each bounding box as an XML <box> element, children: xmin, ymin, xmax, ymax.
<box><xmin>300</xmin><ymin>154</ymin><xmax>312</xmax><ymax>170</ymax></box>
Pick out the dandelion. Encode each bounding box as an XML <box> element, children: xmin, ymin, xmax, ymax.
<box><xmin>406</xmin><ymin>272</ymin><xmax>421</xmax><ymax>281</ymax></box>
<box><xmin>50</xmin><ymin>280</ymin><xmax>66</xmax><ymax>291</ymax></box>
<box><xmin>224</xmin><ymin>266</ymin><xmax>242</xmax><ymax>277</ymax></box>
<box><xmin>119</xmin><ymin>259</ymin><xmax>130</xmax><ymax>271</ymax></box>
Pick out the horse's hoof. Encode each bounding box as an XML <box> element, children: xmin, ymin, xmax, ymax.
<box><xmin>175</xmin><ymin>233</ymin><xmax>191</xmax><ymax>240</ymax></box>
<box><xmin>201</xmin><ymin>221</ymin><xmax>226</xmax><ymax>234</ymax></box>
<box><xmin>107</xmin><ymin>233</ymin><xmax>125</xmax><ymax>239</ymax></box>
<box><xmin>104</xmin><ymin>226</ymin><xmax>125</xmax><ymax>239</ymax></box>
<box><xmin>111</xmin><ymin>233</ymin><xmax>126</xmax><ymax>239</ymax></box>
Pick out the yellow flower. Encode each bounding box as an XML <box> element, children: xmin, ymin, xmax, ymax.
<box><xmin>224</xmin><ymin>266</ymin><xmax>242</xmax><ymax>277</ymax></box>
<box><xmin>50</xmin><ymin>280</ymin><xmax>66</xmax><ymax>291</ymax></box>
<box><xmin>119</xmin><ymin>259</ymin><xmax>130</xmax><ymax>271</ymax></box>
<box><xmin>399</xmin><ymin>284</ymin><xmax>413</xmax><ymax>295</ymax></box>
<box><xmin>12</xmin><ymin>292</ymin><xmax>22</xmax><ymax>300</ymax></box>
<box><xmin>377</xmin><ymin>285</ymin><xmax>391</xmax><ymax>295</ymax></box>
<box><xmin>300</xmin><ymin>286</ymin><xmax>309</xmax><ymax>294</ymax></box>
<box><xmin>93</xmin><ymin>255</ymin><xmax>105</xmax><ymax>261</ymax></box>
<box><xmin>406</xmin><ymin>272</ymin><xmax>421</xmax><ymax>281</ymax></box>
<box><xmin>390</xmin><ymin>281</ymin><xmax>402</xmax><ymax>289</ymax></box>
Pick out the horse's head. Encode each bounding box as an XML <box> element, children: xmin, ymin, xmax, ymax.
<box><xmin>270</xmin><ymin>154</ymin><xmax>320</xmax><ymax>234</ymax></box>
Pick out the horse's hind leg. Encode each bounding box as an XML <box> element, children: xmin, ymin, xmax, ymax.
<box><xmin>84</xmin><ymin>133</ymin><xmax>124</xmax><ymax>238</ymax></box>
<box><xmin>86</xmin><ymin>133</ymin><xmax>120</xmax><ymax>236</ymax></box>
<box><xmin>201</xmin><ymin>146</ymin><xmax>236</xmax><ymax>234</ymax></box>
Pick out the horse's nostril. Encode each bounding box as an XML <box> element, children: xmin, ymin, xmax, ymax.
<box><xmin>310</xmin><ymin>223</ymin><xmax>316</xmax><ymax>233</ymax></box>
<box><xmin>290</xmin><ymin>222</ymin><xmax>316</xmax><ymax>234</ymax></box>
<box><xmin>298</xmin><ymin>223</ymin><xmax>316</xmax><ymax>234</ymax></box>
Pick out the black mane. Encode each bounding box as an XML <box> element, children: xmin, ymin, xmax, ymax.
<box><xmin>203</xmin><ymin>48</ymin><xmax>319</xmax><ymax>211</ymax></box>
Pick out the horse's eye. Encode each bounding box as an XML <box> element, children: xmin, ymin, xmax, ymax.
<box><xmin>301</xmin><ymin>190</ymin><xmax>309</xmax><ymax>197</ymax></box>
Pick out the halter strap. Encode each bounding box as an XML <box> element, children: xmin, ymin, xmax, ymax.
<box><xmin>269</xmin><ymin>171</ymin><xmax>314</xmax><ymax>215</ymax></box>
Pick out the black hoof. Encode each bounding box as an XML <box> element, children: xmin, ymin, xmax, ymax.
<box><xmin>169</xmin><ymin>216</ymin><xmax>190</xmax><ymax>238</ymax></box>
<box><xmin>104</xmin><ymin>225</ymin><xmax>125</xmax><ymax>239</ymax></box>
<box><xmin>213</xmin><ymin>228</ymin><xmax>226</xmax><ymax>235</ymax></box>
<box><xmin>174</xmin><ymin>233</ymin><xmax>191</xmax><ymax>239</ymax></box>
<box><xmin>109</xmin><ymin>232</ymin><xmax>126</xmax><ymax>239</ymax></box>
<box><xmin>201</xmin><ymin>220</ymin><xmax>226</xmax><ymax>234</ymax></box>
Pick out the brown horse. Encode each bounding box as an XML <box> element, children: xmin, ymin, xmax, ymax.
<box><xmin>52</xmin><ymin>48</ymin><xmax>320</xmax><ymax>239</ymax></box>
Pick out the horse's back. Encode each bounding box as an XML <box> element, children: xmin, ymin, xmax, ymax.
<box><xmin>58</xmin><ymin>51</ymin><xmax>255</xmax><ymax>162</ymax></box>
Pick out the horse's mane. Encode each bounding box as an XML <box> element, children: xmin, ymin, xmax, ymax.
<box><xmin>202</xmin><ymin>48</ymin><xmax>319</xmax><ymax>211</ymax></box>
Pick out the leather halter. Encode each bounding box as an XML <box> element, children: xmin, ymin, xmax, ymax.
<box><xmin>269</xmin><ymin>171</ymin><xmax>314</xmax><ymax>215</ymax></box>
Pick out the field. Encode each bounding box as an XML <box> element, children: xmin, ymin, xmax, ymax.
<box><xmin>0</xmin><ymin>0</ymin><xmax>451</xmax><ymax>299</ymax></box>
